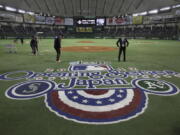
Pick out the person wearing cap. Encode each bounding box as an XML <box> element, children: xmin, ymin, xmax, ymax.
<box><xmin>54</xmin><ymin>33</ymin><xmax>63</xmax><ymax>62</ymax></box>
<box><xmin>116</xmin><ymin>37</ymin><xmax>129</xmax><ymax>62</ymax></box>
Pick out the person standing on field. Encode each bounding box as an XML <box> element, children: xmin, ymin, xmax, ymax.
<box><xmin>54</xmin><ymin>33</ymin><xmax>63</xmax><ymax>62</ymax></box>
<box><xmin>30</xmin><ymin>36</ymin><xmax>38</xmax><ymax>55</ymax></box>
<box><xmin>20</xmin><ymin>37</ymin><xmax>24</xmax><ymax>45</ymax></box>
<box><xmin>116</xmin><ymin>37</ymin><xmax>129</xmax><ymax>62</ymax></box>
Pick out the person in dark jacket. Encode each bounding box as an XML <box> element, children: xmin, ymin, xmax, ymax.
<box><xmin>30</xmin><ymin>36</ymin><xmax>38</xmax><ymax>55</ymax></box>
<box><xmin>20</xmin><ymin>37</ymin><xmax>24</xmax><ymax>45</ymax></box>
<box><xmin>54</xmin><ymin>34</ymin><xmax>63</xmax><ymax>62</ymax></box>
<box><xmin>116</xmin><ymin>37</ymin><xmax>129</xmax><ymax>62</ymax></box>
<box><xmin>35</xmin><ymin>37</ymin><xmax>39</xmax><ymax>54</ymax></box>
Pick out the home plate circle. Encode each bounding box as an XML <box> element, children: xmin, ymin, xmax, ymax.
<box><xmin>45</xmin><ymin>88</ymin><xmax>148</xmax><ymax>124</ymax></box>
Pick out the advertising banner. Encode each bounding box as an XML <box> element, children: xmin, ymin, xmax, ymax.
<box><xmin>149</xmin><ymin>15</ymin><xmax>175</xmax><ymax>23</ymax></box>
<box><xmin>45</xmin><ymin>17</ymin><xmax>54</xmax><ymax>24</ymax></box>
<box><xmin>55</xmin><ymin>17</ymin><xmax>64</xmax><ymax>25</ymax></box>
<box><xmin>175</xmin><ymin>10</ymin><xmax>180</xmax><ymax>16</ymax></box>
<box><xmin>15</xmin><ymin>15</ymin><xmax>23</xmax><ymax>23</ymax></box>
<box><xmin>24</xmin><ymin>14</ymin><xmax>35</xmax><ymax>23</ymax></box>
<box><xmin>35</xmin><ymin>15</ymin><xmax>46</xmax><ymax>24</ymax></box>
<box><xmin>64</xmin><ymin>18</ymin><xmax>73</xmax><ymax>25</ymax></box>
<box><xmin>133</xmin><ymin>16</ymin><xmax>143</xmax><ymax>24</ymax></box>
<box><xmin>0</xmin><ymin>11</ymin><xmax>23</xmax><ymax>22</ymax></box>
<box><xmin>106</xmin><ymin>16</ymin><xmax>132</xmax><ymax>25</ymax></box>
<box><xmin>143</xmin><ymin>16</ymin><xmax>150</xmax><ymax>24</ymax></box>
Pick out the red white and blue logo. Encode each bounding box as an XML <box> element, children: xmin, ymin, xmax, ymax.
<box><xmin>45</xmin><ymin>88</ymin><xmax>147</xmax><ymax>124</ymax></box>
<box><xmin>1</xmin><ymin>63</ymin><xmax>180</xmax><ymax>124</ymax></box>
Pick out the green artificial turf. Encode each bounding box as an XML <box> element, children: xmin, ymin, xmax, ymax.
<box><xmin>0</xmin><ymin>38</ymin><xmax>180</xmax><ymax>135</ymax></box>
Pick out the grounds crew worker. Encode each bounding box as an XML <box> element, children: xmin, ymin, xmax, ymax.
<box><xmin>116</xmin><ymin>37</ymin><xmax>129</xmax><ymax>62</ymax></box>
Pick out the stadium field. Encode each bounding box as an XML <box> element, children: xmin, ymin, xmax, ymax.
<box><xmin>0</xmin><ymin>38</ymin><xmax>180</xmax><ymax>135</ymax></box>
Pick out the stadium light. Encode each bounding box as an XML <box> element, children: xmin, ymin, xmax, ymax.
<box><xmin>5</xmin><ymin>6</ymin><xmax>16</xmax><ymax>11</ymax></box>
<box><xmin>139</xmin><ymin>11</ymin><xmax>147</xmax><ymax>16</ymax></box>
<box><xmin>27</xmin><ymin>12</ymin><xmax>34</xmax><ymax>15</ymax></box>
<box><xmin>160</xmin><ymin>6</ymin><xmax>171</xmax><ymax>11</ymax></box>
<box><xmin>18</xmin><ymin>9</ymin><xmax>26</xmax><ymax>14</ymax></box>
<box><xmin>149</xmin><ymin>9</ymin><xmax>158</xmax><ymax>14</ymax></box>
<box><xmin>0</xmin><ymin>5</ymin><xmax>3</xmax><ymax>8</ymax></box>
<box><xmin>172</xmin><ymin>4</ymin><xmax>180</xmax><ymax>8</ymax></box>
<box><xmin>132</xmin><ymin>13</ymin><xmax>139</xmax><ymax>17</ymax></box>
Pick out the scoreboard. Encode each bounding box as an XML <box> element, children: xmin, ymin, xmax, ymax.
<box><xmin>74</xmin><ymin>18</ymin><xmax>105</xmax><ymax>33</ymax></box>
<box><xmin>74</xmin><ymin>18</ymin><xmax>105</xmax><ymax>26</ymax></box>
<box><xmin>76</xmin><ymin>19</ymin><xmax>95</xmax><ymax>25</ymax></box>
<box><xmin>96</xmin><ymin>18</ymin><xmax>105</xmax><ymax>26</ymax></box>
<box><xmin>75</xmin><ymin>18</ymin><xmax>96</xmax><ymax>26</ymax></box>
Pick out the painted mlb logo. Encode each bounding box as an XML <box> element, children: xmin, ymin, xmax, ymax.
<box><xmin>1</xmin><ymin>63</ymin><xmax>180</xmax><ymax>124</ymax></box>
<box><xmin>68</xmin><ymin>64</ymin><xmax>112</xmax><ymax>71</ymax></box>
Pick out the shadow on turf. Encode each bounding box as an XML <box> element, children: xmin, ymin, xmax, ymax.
<box><xmin>173</xmin><ymin>126</ymin><xmax>180</xmax><ymax>135</ymax></box>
